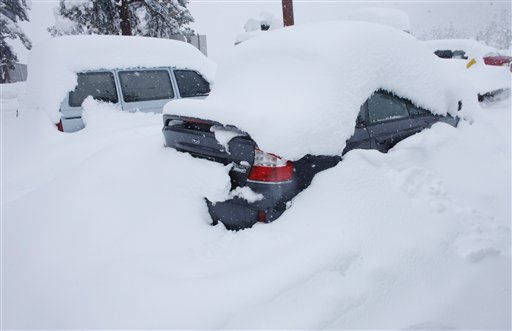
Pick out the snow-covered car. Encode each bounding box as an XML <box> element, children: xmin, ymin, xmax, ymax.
<box><xmin>57</xmin><ymin>67</ymin><xmax>210</xmax><ymax>132</ymax></box>
<box><xmin>162</xmin><ymin>21</ymin><xmax>472</xmax><ymax>230</ymax></box>
<box><xmin>424</xmin><ymin>39</ymin><xmax>501</xmax><ymax>62</ymax></box>
<box><xmin>424</xmin><ymin>39</ymin><xmax>511</xmax><ymax>103</ymax></box>
<box><xmin>25</xmin><ymin>35</ymin><xmax>215</xmax><ymax>132</ymax></box>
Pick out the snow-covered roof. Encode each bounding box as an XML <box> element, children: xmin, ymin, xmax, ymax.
<box><xmin>24</xmin><ymin>35</ymin><xmax>216</xmax><ymax>123</ymax></box>
<box><xmin>164</xmin><ymin>21</ymin><xmax>477</xmax><ymax>161</ymax></box>
<box><xmin>347</xmin><ymin>7</ymin><xmax>411</xmax><ymax>32</ymax></box>
<box><xmin>423</xmin><ymin>39</ymin><xmax>499</xmax><ymax>59</ymax></box>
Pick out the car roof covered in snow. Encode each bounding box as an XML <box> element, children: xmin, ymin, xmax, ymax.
<box><xmin>347</xmin><ymin>7</ymin><xmax>411</xmax><ymax>32</ymax></box>
<box><xmin>164</xmin><ymin>21</ymin><xmax>477</xmax><ymax>160</ymax></box>
<box><xmin>24</xmin><ymin>35</ymin><xmax>216</xmax><ymax>123</ymax></box>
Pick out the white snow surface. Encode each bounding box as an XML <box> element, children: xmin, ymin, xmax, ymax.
<box><xmin>165</xmin><ymin>21</ymin><xmax>478</xmax><ymax>161</ymax></box>
<box><xmin>24</xmin><ymin>35</ymin><xmax>216</xmax><ymax>124</ymax></box>
<box><xmin>347</xmin><ymin>7</ymin><xmax>411</xmax><ymax>32</ymax></box>
<box><xmin>1</xmin><ymin>83</ymin><xmax>511</xmax><ymax>329</ymax></box>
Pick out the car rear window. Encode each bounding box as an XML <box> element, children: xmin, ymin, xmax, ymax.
<box><xmin>69</xmin><ymin>72</ymin><xmax>118</xmax><ymax>107</ymax></box>
<box><xmin>119</xmin><ymin>70</ymin><xmax>174</xmax><ymax>102</ymax></box>
<box><xmin>368</xmin><ymin>92</ymin><xmax>409</xmax><ymax>123</ymax></box>
<box><xmin>174</xmin><ymin>70</ymin><xmax>210</xmax><ymax>98</ymax></box>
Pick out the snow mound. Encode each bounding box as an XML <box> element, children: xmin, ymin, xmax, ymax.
<box><xmin>2</xmin><ymin>81</ymin><xmax>510</xmax><ymax>328</ymax></box>
<box><xmin>165</xmin><ymin>21</ymin><xmax>477</xmax><ymax>160</ymax></box>
<box><xmin>347</xmin><ymin>7</ymin><xmax>411</xmax><ymax>32</ymax></box>
<box><xmin>24</xmin><ymin>35</ymin><xmax>216</xmax><ymax>124</ymax></box>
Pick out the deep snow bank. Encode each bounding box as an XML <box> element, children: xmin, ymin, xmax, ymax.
<box><xmin>2</xmin><ymin>81</ymin><xmax>510</xmax><ymax>330</ymax></box>
<box><xmin>165</xmin><ymin>21</ymin><xmax>477</xmax><ymax>160</ymax></box>
<box><xmin>24</xmin><ymin>35</ymin><xmax>216</xmax><ymax>124</ymax></box>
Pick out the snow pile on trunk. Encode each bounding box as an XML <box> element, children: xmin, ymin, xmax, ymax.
<box><xmin>165</xmin><ymin>21</ymin><xmax>476</xmax><ymax>161</ymax></box>
<box><xmin>347</xmin><ymin>7</ymin><xmax>411</xmax><ymax>32</ymax></box>
<box><xmin>23</xmin><ymin>35</ymin><xmax>216</xmax><ymax>124</ymax></box>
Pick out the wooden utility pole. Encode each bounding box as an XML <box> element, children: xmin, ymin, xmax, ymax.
<box><xmin>282</xmin><ymin>0</ymin><xmax>294</xmax><ymax>26</ymax></box>
<box><xmin>120</xmin><ymin>0</ymin><xmax>132</xmax><ymax>35</ymax></box>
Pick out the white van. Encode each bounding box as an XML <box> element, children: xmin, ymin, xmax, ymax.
<box><xmin>58</xmin><ymin>67</ymin><xmax>210</xmax><ymax>132</ymax></box>
<box><xmin>24</xmin><ymin>35</ymin><xmax>215</xmax><ymax>132</ymax></box>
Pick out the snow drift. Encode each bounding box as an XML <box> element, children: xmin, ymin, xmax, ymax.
<box><xmin>24</xmin><ymin>35</ymin><xmax>216</xmax><ymax>124</ymax></box>
<box><xmin>2</xmin><ymin>83</ymin><xmax>510</xmax><ymax>329</ymax></box>
<box><xmin>164</xmin><ymin>21</ymin><xmax>477</xmax><ymax>161</ymax></box>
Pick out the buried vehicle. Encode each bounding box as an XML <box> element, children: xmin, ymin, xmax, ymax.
<box><xmin>162</xmin><ymin>21</ymin><xmax>474</xmax><ymax>230</ymax></box>
<box><xmin>424</xmin><ymin>39</ymin><xmax>511</xmax><ymax>103</ymax></box>
<box><xmin>24</xmin><ymin>35</ymin><xmax>215</xmax><ymax>132</ymax></box>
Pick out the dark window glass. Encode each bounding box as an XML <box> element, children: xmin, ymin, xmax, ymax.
<box><xmin>174</xmin><ymin>70</ymin><xmax>210</xmax><ymax>98</ymax></box>
<box><xmin>452</xmin><ymin>50</ymin><xmax>467</xmax><ymax>59</ymax></box>
<box><xmin>119</xmin><ymin>70</ymin><xmax>174</xmax><ymax>102</ymax></box>
<box><xmin>356</xmin><ymin>105</ymin><xmax>366</xmax><ymax>125</ymax></box>
<box><xmin>69</xmin><ymin>72</ymin><xmax>118</xmax><ymax>107</ymax></box>
<box><xmin>434</xmin><ymin>50</ymin><xmax>453</xmax><ymax>59</ymax></box>
<box><xmin>408</xmin><ymin>102</ymin><xmax>430</xmax><ymax>116</ymax></box>
<box><xmin>367</xmin><ymin>92</ymin><xmax>409</xmax><ymax>124</ymax></box>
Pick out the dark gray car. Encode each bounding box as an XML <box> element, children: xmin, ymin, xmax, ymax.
<box><xmin>163</xmin><ymin>90</ymin><xmax>459</xmax><ymax>230</ymax></box>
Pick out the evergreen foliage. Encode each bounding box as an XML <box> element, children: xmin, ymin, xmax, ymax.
<box><xmin>476</xmin><ymin>11</ymin><xmax>511</xmax><ymax>50</ymax></box>
<box><xmin>48</xmin><ymin>0</ymin><xmax>195</xmax><ymax>39</ymax></box>
<box><xmin>0</xmin><ymin>0</ymin><xmax>32</xmax><ymax>83</ymax></box>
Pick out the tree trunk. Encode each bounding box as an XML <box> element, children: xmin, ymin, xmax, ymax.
<box><xmin>282</xmin><ymin>0</ymin><xmax>294</xmax><ymax>26</ymax></box>
<box><xmin>120</xmin><ymin>0</ymin><xmax>132</xmax><ymax>35</ymax></box>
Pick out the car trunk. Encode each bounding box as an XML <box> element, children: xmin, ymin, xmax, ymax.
<box><xmin>162</xmin><ymin>114</ymin><xmax>257</xmax><ymax>188</ymax></box>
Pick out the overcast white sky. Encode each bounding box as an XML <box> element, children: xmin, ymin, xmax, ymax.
<box><xmin>12</xmin><ymin>0</ymin><xmax>512</xmax><ymax>63</ymax></box>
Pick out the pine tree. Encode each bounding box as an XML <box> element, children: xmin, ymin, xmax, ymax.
<box><xmin>0</xmin><ymin>0</ymin><xmax>32</xmax><ymax>83</ymax></box>
<box><xmin>427</xmin><ymin>22</ymin><xmax>468</xmax><ymax>40</ymax></box>
<box><xmin>48</xmin><ymin>0</ymin><xmax>195</xmax><ymax>39</ymax></box>
<box><xmin>476</xmin><ymin>11</ymin><xmax>511</xmax><ymax>50</ymax></box>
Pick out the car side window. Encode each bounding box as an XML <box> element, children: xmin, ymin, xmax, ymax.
<box><xmin>119</xmin><ymin>69</ymin><xmax>174</xmax><ymax>102</ymax></box>
<box><xmin>367</xmin><ymin>92</ymin><xmax>409</xmax><ymax>124</ymax></box>
<box><xmin>69</xmin><ymin>72</ymin><xmax>118</xmax><ymax>107</ymax></box>
<box><xmin>408</xmin><ymin>102</ymin><xmax>430</xmax><ymax>116</ymax></box>
<box><xmin>356</xmin><ymin>104</ymin><xmax>367</xmax><ymax>126</ymax></box>
<box><xmin>174</xmin><ymin>70</ymin><xmax>210</xmax><ymax>98</ymax></box>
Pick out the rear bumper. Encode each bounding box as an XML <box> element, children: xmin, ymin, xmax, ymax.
<box><xmin>206</xmin><ymin>180</ymin><xmax>299</xmax><ymax>230</ymax></box>
<box><xmin>206</xmin><ymin>197</ymin><xmax>286</xmax><ymax>230</ymax></box>
<box><xmin>60</xmin><ymin>116</ymin><xmax>85</xmax><ymax>132</ymax></box>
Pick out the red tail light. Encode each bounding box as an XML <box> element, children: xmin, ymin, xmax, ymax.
<box><xmin>247</xmin><ymin>149</ymin><xmax>294</xmax><ymax>183</ymax></box>
<box><xmin>56</xmin><ymin>120</ymin><xmax>64</xmax><ymax>132</ymax></box>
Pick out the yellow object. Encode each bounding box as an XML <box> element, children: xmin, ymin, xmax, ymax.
<box><xmin>466</xmin><ymin>58</ymin><xmax>477</xmax><ymax>69</ymax></box>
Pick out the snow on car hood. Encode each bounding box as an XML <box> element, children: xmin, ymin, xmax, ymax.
<box><xmin>24</xmin><ymin>35</ymin><xmax>216</xmax><ymax>124</ymax></box>
<box><xmin>164</xmin><ymin>21</ymin><xmax>477</xmax><ymax>161</ymax></box>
